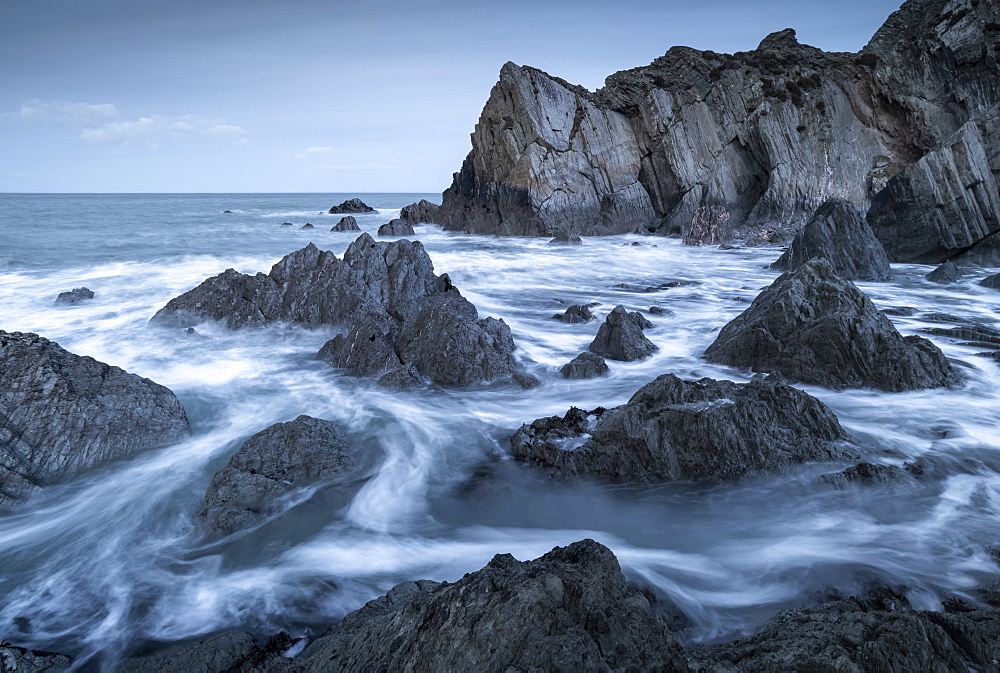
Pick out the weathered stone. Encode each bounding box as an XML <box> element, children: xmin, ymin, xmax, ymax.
<box><xmin>588</xmin><ymin>305</ymin><xmax>657</xmax><ymax>361</ymax></box>
<box><xmin>552</xmin><ymin>304</ymin><xmax>595</xmax><ymax>323</ymax></box>
<box><xmin>400</xmin><ymin>199</ymin><xmax>440</xmax><ymax>225</ymax></box>
<box><xmin>704</xmin><ymin>259</ymin><xmax>959</xmax><ymax>391</ymax></box>
<box><xmin>548</xmin><ymin>231</ymin><xmax>583</xmax><ymax>245</ymax></box>
<box><xmin>0</xmin><ymin>331</ymin><xmax>190</xmax><ymax>506</ymax></box>
<box><xmin>649</xmin><ymin>305</ymin><xmax>674</xmax><ymax>316</ymax></box>
<box><xmin>331</xmin><ymin>216</ymin><xmax>360</xmax><ymax>231</ymax></box>
<box><xmin>199</xmin><ymin>416</ymin><xmax>353</xmax><ymax>537</ymax></box>
<box><xmin>377</xmin><ymin>219</ymin><xmax>415</xmax><ymax>236</ymax></box>
<box><xmin>771</xmin><ymin>199</ymin><xmax>892</xmax><ymax>281</ymax></box>
<box><xmin>54</xmin><ymin>287</ymin><xmax>94</xmax><ymax>304</ymax></box>
<box><xmin>114</xmin><ymin>632</ymin><xmax>288</xmax><ymax>673</ymax></box>
<box><xmin>981</xmin><ymin>273</ymin><xmax>1000</xmax><ymax>289</ymax></box>
<box><xmin>683</xmin><ymin>206</ymin><xmax>732</xmax><ymax>246</ymax></box>
<box><xmin>0</xmin><ymin>642</ymin><xmax>71</xmax><ymax>672</ymax></box>
<box><xmin>954</xmin><ymin>228</ymin><xmax>1000</xmax><ymax>266</ymax></box>
<box><xmin>559</xmin><ymin>352</ymin><xmax>609</xmax><ymax>379</ymax></box>
<box><xmin>816</xmin><ymin>462</ymin><xmax>914</xmax><ymax>488</ymax></box>
<box><xmin>926</xmin><ymin>260</ymin><xmax>964</xmax><ymax>284</ymax></box>
<box><xmin>328</xmin><ymin>198</ymin><xmax>375</xmax><ymax>214</ymax></box>
<box><xmin>511</xmin><ymin>374</ymin><xmax>854</xmax><ymax>483</ymax></box>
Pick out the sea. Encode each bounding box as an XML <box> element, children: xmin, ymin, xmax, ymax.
<box><xmin>1</xmin><ymin>193</ymin><xmax>999</xmax><ymax>667</ymax></box>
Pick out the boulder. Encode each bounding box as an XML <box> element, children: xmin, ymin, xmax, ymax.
<box><xmin>0</xmin><ymin>642</ymin><xmax>71</xmax><ymax>672</ymax></box>
<box><xmin>771</xmin><ymin>199</ymin><xmax>892</xmax><ymax>281</ymax></box>
<box><xmin>548</xmin><ymin>231</ymin><xmax>583</xmax><ymax>245</ymax></box>
<box><xmin>114</xmin><ymin>632</ymin><xmax>287</xmax><ymax>673</ymax></box>
<box><xmin>400</xmin><ymin>199</ymin><xmax>440</xmax><ymax>225</ymax></box>
<box><xmin>703</xmin><ymin>259</ymin><xmax>959</xmax><ymax>391</ymax></box>
<box><xmin>328</xmin><ymin>198</ymin><xmax>375</xmax><ymax>214</ymax></box>
<box><xmin>54</xmin><ymin>287</ymin><xmax>94</xmax><ymax>304</ymax></box>
<box><xmin>980</xmin><ymin>273</ymin><xmax>1000</xmax><ymax>289</ymax></box>
<box><xmin>377</xmin><ymin>219</ymin><xmax>415</xmax><ymax>236</ymax></box>
<box><xmin>331</xmin><ymin>216</ymin><xmax>360</xmax><ymax>232</ymax></box>
<box><xmin>0</xmin><ymin>331</ymin><xmax>190</xmax><ymax>506</ymax></box>
<box><xmin>199</xmin><ymin>416</ymin><xmax>354</xmax><ymax>537</ymax></box>
<box><xmin>649</xmin><ymin>306</ymin><xmax>673</xmax><ymax>316</ymax></box>
<box><xmin>588</xmin><ymin>305</ymin><xmax>657</xmax><ymax>361</ymax></box>
<box><xmin>510</xmin><ymin>374</ymin><xmax>855</xmax><ymax>483</ymax></box>
<box><xmin>953</xmin><ymin>228</ymin><xmax>1000</xmax><ymax>266</ymax></box>
<box><xmin>816</xmin><ymin>462</ymin><xmax>915</xmax><ymax>488</ymax></box>
<box><xmin>560</xmin><ymin>352</ymin><xmax>609</xmax><ymax>379</ymax></box>
<box><xmin>552</xmin><ymin>304</ymin><xmax>595</xmax><ymax>323</ymax></box>
<box><xmin>926</xmin><ymin>260</ymin><xmax>964</xmax><ymax>284</ymax></box>
<box><xmin>301</xmin><ymin>223</ymin><xmax>314</xmax><ymax>230</ymax></box>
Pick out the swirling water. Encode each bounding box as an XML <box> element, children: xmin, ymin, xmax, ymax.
<box><xmin>1</xmin><ymin>193</ymin><xmax>999</xmax><ymax>668</ymax></box>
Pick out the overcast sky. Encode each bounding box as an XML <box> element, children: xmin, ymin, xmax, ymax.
<box><xmin>0</xmin><ymin>0</ymin><xmax>904</xmax><ymax>193</ymax></box>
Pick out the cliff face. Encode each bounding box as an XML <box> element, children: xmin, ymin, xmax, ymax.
<box><xmin>437</xmin><ymin>0</ymin><xmax>999</xmax><ymax>241</ymax></box>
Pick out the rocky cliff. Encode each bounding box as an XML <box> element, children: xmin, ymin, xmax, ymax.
<box><xmin>436</xmin><ymin>0</ymin><xmax>999</xmax><ymax>242</ymax></box>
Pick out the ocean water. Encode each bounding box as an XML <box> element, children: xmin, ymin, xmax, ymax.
<box><xmin>1</xmin><ymin>193</ymin><xmax>999</xmax><ymax>668</ymax></box>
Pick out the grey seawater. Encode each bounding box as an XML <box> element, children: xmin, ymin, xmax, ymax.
<box><xmin>1</xmin><ymin>193</ymin><xmax>999</xmax><ymax>667</ymax></box>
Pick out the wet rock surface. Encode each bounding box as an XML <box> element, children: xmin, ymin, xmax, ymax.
<box><xmin>559</xmin><ymin>352</ymin><xmax>609</xmax><ymax>379</ymax></box>
<box><xmin>588</xmin><ymin>305</ymin><xmax>657</xmax><ymax>361</ymax></box>
<box><xmin>552</xmin><ymin>303</ymin><xmax>595</xmax><ymax>323</ymax></box>
<box><xmin>331</xmin><ymin>216</ymin><xmax>360</xmax><ymax>231</ymax></box>
<box><xmin>199</xmin><ymin>416</ymin><xmax>354</xmax><ymax>537</ymax></box>
<box><xmin>704</xmin><ymin>259</ymin><xmax>959</xmax><ymax>391</ymax></box>
<box><xmin>54</xmin><ymin>287</ymin><xmax>94</xmax><ymax>304</ymax></box>
<box><xmin>0</xmin><ymin>331</ymin><xmax>190</xmax><ymax>506</ymax></box>
<box><xmin>926</xmin><ymin>260</ymin><xmax>964</xmax><ymax>284</ymax></box>
<box><xmin>328</xmin><ymin>198</ymin><xmax>375</xmax><ymax>214</ymax></box>
<box><xmin>816</xmin><ymin>461</ymin><xmax>915</xmax><ymax>488</ymax></box>
<box><xmin>0</xmin><ymin>642</ymin><xmax>71</xmax><ymax>672</ymax></box>
<box><xmin>548</xmin><ymin>231</ymin><xmax>583</xmax><ymax>245</ymax></box>
<box><xmin>771</xmin><ymin>199</ymin><xmax>892</xmax><ymax>281</ymax></box>
<box><xmin>981</xmin><ymin>273</ymin><xmax>1000</xmax><ymax>290</ymax></box>
<box><xmin>377</xmin><ymin>218</ymin><xmax>414</xmax><ymax>236</ymax></box>
<box><xmin>399</xmin><ymin>199</ymin><xmax>440</xmax><ymax>225</ymax></box>
<box><xmin>510</xmin><ymin>374</ymin><xmax>855</xmax><ymax>483</ymax></box>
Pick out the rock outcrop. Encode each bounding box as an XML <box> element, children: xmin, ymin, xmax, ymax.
<box><xmin>151</xmin><ymin>235</ymin><xmax>520</xmax><ymax>386</ymax></box>
<box><xmin>435</xmin><ymin>0</ymin><xmax>1000</xmax><ymax>239</ymax></box>
<box><xmin>199</xmin><ymin>416</ymin><xmax>354</xmax><ymax>537</ymax></box>
<box><xmin>552</xmin><ymin>304</ymin><xmax>595</xmax><ymax>323</ymax></box>
<box><xmin>55</xmin><ymin>287</ymin><xmax>94</xmax><ymax>304</ymax></box>
<box><xmin>588</xmin><ymin>305</ymin><xmax>657</xmax><ymax>361</ymax></box>
<box><xmin>0</xmin><ymin>641</ymin><xmax>71</xmax><ymax>672</ymax></box>
<box><xmin>981</xmin><ymin>273</ymin><xmax>1000</xmax><ymax>289</ymax></box>
<box><xmin>331</xmin><ymin>216</ymin><xmax>360</xmax><ymax>231</ymax></box>
<box><xmin>328</xmin><ymin>198</ymin><xmax>375</xmax><ymax>214</ymax></box>
<box><xmin>377</xmin><ymin>219</ymin><xmax>415</xmax><ymax>236</ymax></box>
<box><xmin>300</xmin><ymin>223</ymin><xmax>314</xmax><ymax>230</ymax></box>
<box><xmin>559</xmin><ymin>352</ymin><xmax>609</xmax><ymax>379</ymax></box>
<box><xmin>0</xmin><ymin>331</ymin><xmax>190</xmax><ymax>506</ymax></box>
<box><xmin>926</xmin><ymin>260</ymin><xmax>964</xmax><ymax>284</ymax></box>
<box><xmin>704</xmin><ymin>259</ymin><xmax>959</xmax><ymax>391</ymax></box>
<box><xmin>771</xmin><ymin>199</ymin><xmax>892</xmax><ymax>281</ymax></box>
<box><xmin>816</xmin><ymin>461</ymin><xmax>915</xmax><ymax>488</ymax></box>
<box><xmin>399</xmin><ymin>199</ymin><xmax>440</xmax><ymax>225</ymax></box>
<box><xmin>510</xmin><ymin>374</ymin><xmax>854</xmax><ymax>483</ymax></box>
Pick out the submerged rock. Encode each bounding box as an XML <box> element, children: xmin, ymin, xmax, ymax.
<box><xmin>400</xmin><ymin>199</ymin><xmax>440</xmax><ymax>225</ymax></box>
<box><xmin>771</xmin><ymin>199</ymin><xmax>892</xmax><ymax>281</ymax></box>
<box><xmin>980</xmin><ymin>273</ymin><xmax>1000</xmax><ymax>290</ymax></box>
<box><xmin>377</xmin><ymin>218</ymin><xmax>415</xmax><ymax>236</ymax></box>
<box><xmin>816</xmin><ymin>462</ymin><xmax>915</xmax><ymax>488</ymax></box>
<box><xmin>588</xmin><ymin>305</ymin><xmax>657</xmax><ymax>361</ymax></box>
<box><xmin>926</xmin><ymin>260</ymin><xmax>964</xmax><ymax>284</ymax></box>
<box><xmin>300</xmin><ymin>223</ymin><xmax>314</xmax><ymax>230</ymax></box>
<box><xmin>55</xmin><ymin>287</ymin><xmax>94</xmax><ymax>304</ymax></box>
<box><xmin>0</xmin><ymin>331</ymin><xmax>190</xmax><ymax>506</ymax></box>
<box><xmin>331</xmin><ymin>216</ymin><xmax>360</xmax><ymax>232</ymax></box>
<box><xmin>559</xmin><ymin>352</ymin><xmax>609</xmax><ymax>379</ymax></box>
<box><xmin>328</xmin><ymin>198</ymin><xmax>375</xmax><ymax>214</ymax></box>
<box><xmin>510</xmin><ymin>374</ymin><xmax>855</xmax><ymax>483</ymax></box>
<box><xmin>552</xmin><ymin>304</ymin><xmax>595</xmax><ymax>323</ymax></box>
<box><xmin>703</xmin><ymin>259</ymin><xmax>958</xmax><ymax>391</ymax></box>
<box><xmin>548</xmin><ymin>231</ymin><xmax>583</xmax><ymax>245</ymax></box>
<box><xmin>199</xmin><ymin>416</ymin><xmax>353</xmax><ymax>537</ymax></box>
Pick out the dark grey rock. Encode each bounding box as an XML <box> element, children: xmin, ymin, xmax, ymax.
<box><xmin>0</xmin><ymin>642</ymin><xmax>71</xmax><ymax>672</ymax></box>
<box><xmin>54</xmin><ymin>287</ymin><xmax>94</xmax><ymax>304</ymax></box>
<box><xmin>548</xmin><ymin>231</ymin><xmax>583</xmax><ymax>244</ymax></box>
<box><xmin>954</xmin><ymin>228</ymin><xmax>1000</xmax><ymax>267</ymax></box>
<box><xmin>649</xmin><ymin>305</ymin><xmax>673</xmax><ymax>316</ymax></box>
<box><xmin>400</xmin><ymin>199</ymin><xmax>440</xmax><ymax>225</ymax></box>
<box><xmin>199</xmin><ymin>416</ymin><xmax>353</xmax><ymax>537</ymax></box>
<box><xmin>377</xmin><ymin>219</ymin><xmax>415</xmax><ymax>236</ymax></box>
<box><xmin>510</xmin><ymin>374</ymin><xmax>855</xmax><ymax>483</ymax></box>
<box><xmin>328</xmin><ymin>198</ymin><xmax>375</xmax><ymax>214</ymax></box>
<box><xmin>115</xmin><ymin>632</ymin><xmax>278</xmax><ymax>673</ymax></box>
<box><xmin>704</xmin><ymin>259</ymin><xmax>959</xmax><ymax>391</ymax></box>
<box><xmin>300</xmin><ymin>223</ymin><xmax>314</xmax><ymax>230</ymax></box>
<box><xmin>331</xmin><ymin>216</ymin><xmax>360</xmax><ymax>232</ymax></box>
<box><xmin>926</xmin><ymin>260</ymin><xmax>964</xmax><ymax>284</ymax></box>
<box><xmin>771</xmin><ymin>199</ymin><xmax>892</xmax><ymax>281</ymax></box>
<box><xmin>0</xmin><ymin>331</ymin><xmax>190</xmax><ymax>506</ymax></box>
<box><xmin>560</xmin><ymin>352</ymin><xmax>609</xmax><ymax>379</ymax></box>
<box><xmin>683</xmin><ymin>205</ymin><xmax>732</xmax><ymax>246</ymax></box>
<box><xmin>816</xmin><ymin>462</ymin><xmax>914</xmax><ymax>488</ymax></box>
<box><xmin>980</xmin><ymin>273</ymin><xmax>1000</xmax><ymax>289</ymax></box>
<box><xmin>588</xmin><ymin>305</ymin><xmax>657</xmax><ymax>361</ymax></box>
<box><xmin>882</xmin><ymin>306</ymin><xmax>918</xmax><ymax>316</ymax></box>
<box><xmin>552</xmin><ymin>304</ymin><xmax>595</xmax><ymax>323</ymax></box>
<box><xmin>280</xmin><ymin>222</ymin><xmax>293</xmax><ymax>226</ymax></box>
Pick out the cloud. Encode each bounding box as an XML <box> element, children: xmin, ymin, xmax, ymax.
<box><xmin>16</xmin><ymin>99</ymin><xmax>121</xmax><ymax>127</ymax></box>
<box><xmin>296</xmin><ymin>146</ymin><xmax>335</xmax><ymax>159</ymax></box>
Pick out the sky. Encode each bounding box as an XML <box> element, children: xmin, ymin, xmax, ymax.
<box><xmin>0</xmin><ymin>0</ymin><xmax>906</xmax><ymax>194</ymax></box>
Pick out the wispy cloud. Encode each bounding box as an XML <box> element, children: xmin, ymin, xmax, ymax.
<box><xmin>296</xmin><ymin>146</ymin><xmax>335</xmax><ymax>159</ymax></box>
<box><xmin>11</xmin><ymin>100</ymin><xmax>248</xmax><ymax>147</ymax></box>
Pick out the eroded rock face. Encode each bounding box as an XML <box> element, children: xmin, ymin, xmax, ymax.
<box><xmin>151</xmin><ymin>235</ymin><xmax>519</xmax><ymax>386</ymax></box>
<box><xmin>377</xmin><ymin>219</ymin><xmax>415</xmax><ymax>236</ymax></box>
<box><xmin>704</xmin><ymin>259</ymin><xmax>959</xmax><ymax>391</ymax></box>
<box><xmin>199</xmin><ymin>416</ymin><xmax>353</xmax><ymax>537</ymax></box>
<box><xmin>400</xmin><ymin>199</ymin><xmax>440</xmax><ymax>225</ymax></box>
<box><xmin>510</xmin><ymin>374</ymin><xmax>854</xmax><ymax>483</ymax></box>
<box><xmin>771</xmin><ymin>199</ymin><xmax>892</xmax><ymax>281</ymax></box>
<box><xmin>328</xmin><ymin>198</ymin><xmax>375</xmax><ymax>214</ymax></box>
<box><xmin>0</xmin><ymin>332</ymin><xmax>190</xmax><ymax>507</ymax></box>
<box><xmin>588</xmin><ymin>305</ymin><xmax>657</xmax><ymax>361</ymax></box>
<box><xmin>560</xmin><ymin>352</ymin><xmax>609</xmax><ymax>379</ymax></box>
<box><xmin>331</xmin><ymin>216</ymin><xmax>360</xmax><ymax>231</ymax></box>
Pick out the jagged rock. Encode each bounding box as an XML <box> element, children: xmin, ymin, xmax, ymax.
<box><xmin>331</xmin><ymin>216</ymin><xmax>360</xmax><ymax>232</ymax></box>
<box><xmin>0</xmin><ymin>642</ymin><xmax>71</xmax><ymax>672</ymax></box>
<box><xmin>926</xmin><ymin>260</ymin><xmax>964</xmax><ymax>284</ymax></box>
<box><xmin>703</xmin><ymin>259</ymin><xmax>959</xmax><ymax>391</ymax></box>
<box><xmin>560</xmin><ymin>352</ymin><xmax>609</xmax><ymax>379</ymax></box>
<box><xmin>284</xmin><ymin>540</ymin><xmax>690</xmax><ymax>671</ymax></box>
<box><xmin>981</xmin><ymin>273</ymin><xmax>1000</xmax><ymax>289</ymax></box>
<box><xmin>588</xmin><ymin>305</ymin><xmax>657</xmax><ymax>361</ymax></box>
<box><xmin>436</xmin><ymin>0</ymin><xmax>1000</xmax><ymax>239</ymax></box>
<box><xmin>151</xmin><ymin>235</ymin><xmax>519</xmax><ymax>386</ymax></box>
<box><xmin>199</xmin><ymin>416</ymin><xmax>353</xmax><ymax>537</ymax></box>
<box><xmin>692</xmin><ymin>588</ymin><xmax>1000</xmax><ymax>672</ymax></box>
<box><xmin>548</xmin><ymin>231</ymin><xmax>583</xmax><ymax>245</ymax></box>
<box><xmin>771</xmin><ymin>199</ymin><xmax>892</xmax><ymax>281</ymax></box>
<box><xmin>377</xmin><ymin>219</ymin><xmax>415</xmax><ymax>236</ymax></box>
<box><xmin>301</xmin><ymin>223</ymin><xmax>314</xmax><ymax>230</ymax></box>
<box><xmin>54</xmin><ymin>287</ymin><xmax>94</xmax><ymax>304</ymax></box>
<box><xmin>0</xmin><ymin>331</ymin><xmax>190</xmax><ymax>506</ymax></box>
<box><xmin>511</xmin><ymin>374</ymin><xmax>854</xmax><ymax>483</ymax></box>
<box><xmin>328</xmin><ymin>198</ymin><xmax>375</xmax><ymax>214</ymax></box>
<box><xmin>816</xmin><ymin>462</ymin><xmax>914</xmax><ymax>488</ymax></box>
<box><xmin>552</xmin><ymin>304</ymin><xmax>595</xmax><ymax>323</ymax></box>
<box><xmin>400</xmin><ymin>199</ymin><xmax>440</xmax><ymax>225</ymax></box>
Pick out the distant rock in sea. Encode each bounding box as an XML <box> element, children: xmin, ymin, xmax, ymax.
<box><xmin>588</xmin><ymin>305</ymin><xmax>657</xmax><ymax>361</ymax></box>
<box><xmin>400</xmin><ymin>199</ymin><xmax>440</xmax><ymax>225</ymax></box>
<box><xmin>377</xmin><ymin>219</ymin><xmax>414</xmax><ymax>236</ymax></box>
<box><xmin>328</xmin><ymin>198</ymin><xmax>376</xmax><ymax>214</ymax></box>
<box><xmin>55</xmin><ymin>287</ymin><xmax>95</xmax><ymax>304</ymax></box>
<box><xmin>331</xmin><ymin>215</ymin><xmax>360</xmax><ymax>231</ymax></box>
